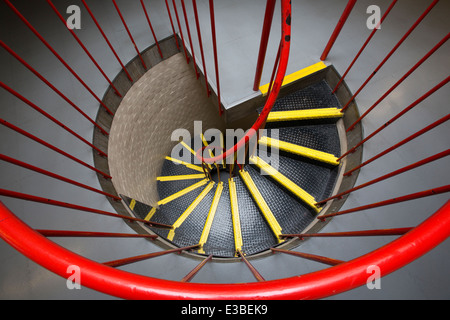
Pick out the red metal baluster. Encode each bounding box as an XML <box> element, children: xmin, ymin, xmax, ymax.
<box><xmin>140</xmin><ymin>0</ymin><xmax>163</xmax><ymax>59</ymax></box>
<box><xmin>0</xmin><ymin>39</ymin><xmax>109</xmax><ymax>136</ymax></box>
<box><xmin>165</xmin><ymin>0</ymin><xmax>181</xmax><ymax>50</ymax></box>
<box><xmin>320</xmin><ymin>0</ymin><xmax>357</xmax><ymax>61</ymax></box>
<box><xmin>112</xmin><ymin>0</ymin><xmax>147</xmax><ymax>70</ymax></box>
<box><xmin>47</xmin><ymin>0</ymin><xmax>122</xmax><ymax>97</ymax></box>
<box><xmin>181</xmin><ymin>0</ymin><xmax>199</xmax><ymax>78</ymax></box>
<box><xmin>332</xmin><ymin>0</ymin><xmax>398</xmax><ymax>93</ymax></box>
<box><xmin>209</xmin><ymin>0</ymin><xmax>222</xmax><ymax>115</ymax></box>
<box><xmin>81</xmin><ymin>0</ymin><xmax>133</xmax><ymax>82</ymax></box>
<box><xmin>345</xmin><ymin>32</ymin><xmax>450</xmax><ymax>132</ymax></box>
<box><xmin>172</xmin><ymin>0</ymin><xmax>190</xmax><ymax>64</ymax></box>
<box><xmin>4</xmin><ymin>0</ymin><xmax>115</xmax><ymax>116</ymax></box>
<box><xmin>181</xmin><ymin>254</ymin><xmax>213</xmax><ymax>282</ymax></box>
<box><xmin>340</xmin><ymin>0</ymin><xmax>440</xmax><ymax>112</ymax></box>
<box><xmin>0</xmin><ymin>81</ymin><xmax>108</xmax><ymax>158</ymax></box>
<box><xmin>192</xmin><ymin>0</ymin><xmax>211</xmax><ymax>96</ymax></box>
<box><xmin>253</xmin><ymin>0</ymin><xmax>277</xmax><ymax>91</ymax></box>
<box><xmin>281</xmin><ymin>228</ymin><xmax>413</xmax><ymax>239</ymax></box>
<box><xmin>271</xmin><ymin>247</ymin><xmax>345</xmax><ymax>266</ymax></box>
<box><xmin>37</xmin><ymin>230</ymin><xmax>157</xmax><ymax>239</ymax></box>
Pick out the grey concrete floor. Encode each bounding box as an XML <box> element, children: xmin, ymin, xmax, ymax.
<box><xmin>0</xmin><ymin>0</ymin><xmax>449</xmax><ymax>299</ymax></box>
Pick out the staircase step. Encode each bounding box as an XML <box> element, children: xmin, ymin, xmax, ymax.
<box><xmin>258</xmin><ymin>136</ymin><xmax>339</xmax><ymax>165</ymax></box>
<box><xmin>266</xmin><ymin>108</ymin><xmax>342</xmax><ymax>123</ymax></box>
<box><xmin>157</xmin><ymin>174</ymin><xmax>206</xmax><ymax>181</ymax></box>
<box><xmin>239</xmin><ymin>170</ymin><xmax>282</xmax><ymax>241</ymax></box>
<box><xmin>165</xmin><ymin>156</ymin><xmax>204</xmax><ymax>173</ymax></box>
<box><xmin>157</xmin><ymin>179</ymin><xmax>209</xmax><ymax>206</ymax></box>
<box><xmin>249</xmin><ymin>155</ymin><xmax>320</xmax><ymax>213</ymax></box>
<box><xmin>228</xmin><ymin>178</ymin><xmax>243</xmax><ymax>255</ymax></box>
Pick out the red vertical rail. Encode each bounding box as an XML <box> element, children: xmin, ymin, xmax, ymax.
<box><xmin>112</xmin><ymin>0</ymin><xmax>147</xmax><ymax>70</ymax></box>
<box><xmin>0</xmin><ymin>39</ymin><xmax>109</xmax><ymax>136</ymax></box>
<box><xmin>346</xmin><ymin>32</ymin><xmax>450</xmax><ymax>132</ymax></box>
<box><xmin>47</xmin><ymin>0</ymin><xmax>122</xmax><ymax>97</ymax></box>
<box><xmin>271</xmin><ymin>247</ymin><xmax>345</xmax><ymax>266</ymax></box>
<box><xmin>181</xmin><ymin>0</ymin><xmax>200</xmax><ymax>78</ymax></box>
<box><xmin>344</xmin><ymin>114</ymin><xmax>450</xmax><ymax>176</ymax></box>
<box><xmin>209</xmin><ymin>0</ymin><xmax>222</xmax><ymax>115</ymax></box>
<box><xmin>317</xmin><ymin>149</ymin><xmax>450</xmax><ymax>206</ymax></box>
<box><xmin>0</xmin><ymin>119</ymin><xmax>112</xmax><ymax>179</ymax></box>
<box><xmin>181</xmin><ymin>254</ymin><xmax>213</xmax><ymax>282</ymax></box>
<box><xmin>81</xmin><ymin>0</ymin><xmax>133</xmax><ymax>82</ymax></box>
<box><xmin>172</xmin><ymin>0</ymin><xmax>190</xmax><ymax>64</ymax></box>
<box><xmin>140</xmin><ymin>0</ymin><xmax>163</xmax><ymax>59</ymax></box>
<box><xmin>192</xmin><ymin>0</ymin><xmax>211</xmax><ymax>96</ymax></box>
<box><xmin>253</xmin><ymin>0</ymin><xmax>277</xmax><ymax>91</ymax></box>
<box><xmin>0</xmin><ymin>154</ymin><xmax>120</xmax><ymax>200</ymax></box>
<box><xmin>165</xmin><ymin>0</ymin><xmax>181</xmax><ymax>50</ymax></box>
<box><xmin>266</xmin><ymin>39</ymin><xmax>282</xmax><ymax>97</ymax></box>
<box><xmin>339</xmin><ymin>76</ymin><xmax>450</xmax><ymax>161</ymax></box>
<box><xmin>0</xmin><ymin>81</ymin><xmax>107</xmax><ymax>158</ymax></box>
<box><xmin>4</xmin><ymin>0</ymin><xmax>114</xmax><ymax>116</ymax></box>
<box><xmin>37</xmin><ymin>230</ymin><xmax>158</xmax><ymax>239</ymax></box>
<box><xmin>320</xmin><ymin>0</ymin><xmax>357</xmax><ymax>61</ymax></box>
<box><xmin>340</xmin><ymin>0</ymin><xmax>440</xmax><ymax>112</ymax></box>
<box><xmin>332</xmin><ymin>0</ymin><xmax>398</xmax><ymax>93</ymax></box>
<box><xmin>281</xmin><ymin>228</ymin><xmax>414</xmax><ymax>239</ymax></box>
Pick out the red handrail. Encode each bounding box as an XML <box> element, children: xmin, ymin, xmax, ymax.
<box><xmin>1</xmin><ymin>199</ymin><xmax>448</xmax><ymax>299</ymax></box>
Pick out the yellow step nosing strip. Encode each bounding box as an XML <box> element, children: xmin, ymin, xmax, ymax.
<box><xmin>259</xmin><ymin>61</ymin><xmax>327</xmax><ymax>95</ymax></box>
<box><xmin>180</xmin><ymin>140</ymin><xmax>196</xmax><ymax>156</ymax></box>
<box><xmin>266</xmin><ymin>108</ymin><xmax>343</xmax><ymax>122</ymax></box>
<box><xmin>200</xmin><ymin>134</ymin><xmax>215</xmax><ymax>170</ymax></box>
<box><xmin>144</xmin><ymin>207</ymin><xmax>157</xmax><ymax>221</ymax></box>
<box><xmin>157</xmin><ymin>174</ymin><xmax>206</xmax><ymax>181</ymax></box>
<box><xmin>249</xmin><ymin>156</ymin><xmax>320</xmax><ymax>213</ymax></box>
<box><xmin>239</xmin><ymin>170</ymin><xmax>282</xmax><ymax>239</ymax></box>
<box><xmin>168</xmin><ymin>182</ymin><xmax>215</xmax><ymax>241</ymax></box>
<box><xmin>157</xmin><ymin>179</ymin><xmax>209</xmax><ymax>206</ymax></box>
<box><xmin>165</xmin><ymin>156</ymin><xmax>204</xmax><ymax>173</ymax></box>
<box><xmin>129</xmin><ymin>199</ymin><xmax>136</xmax><ymax>210</ymax></box>
<box><xmin>198</xmin><ymin>182</ymin><xmax>224</xmax><ymax>253</ymax></box>
<box><xmin>229</xmin><ymin>178</ymin><xmax>243</xmax><ymax>253</ymax></box>
<box><xmin>259</xmin><ymin>136</ymin><xmax>339</xmax><ymax>165</ymax></box>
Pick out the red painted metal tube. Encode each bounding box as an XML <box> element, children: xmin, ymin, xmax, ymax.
<box><xmin>112</xmin><ymin>0</ymin><xmax>147</xmax><ymax>70</ymax></box>
<box><xmin>238</xmin><ymin>249</ymin><xmax>265</xmax><ymax>282</ymax></box>
<box><xmin>281</xmin><ymin>228</ymin><xmax>413</xmax><ymax>239</ymax></box>
<box><xmin>47</xmin><ymin>0</ymin><xmax>122</xmax><ymax>97</ymax></box>
<box><xmin>140</xmin><ymin>0</ymin><xmax>163</xmax><ymax>59</ymax></box>
<box><xmin>318</xmin><ymin>149</ymin><xmax>450</xmax><ymax>206</ymax></box>
<box><xmin>253</xmin><ymin>0</ymin><xmax>277</xmax><ymax>91</ymax></box>
<box><xmin>0</xmin><ymin>119</ymin><xmax>112</xmax><ymax>179</ymax></box>
<box><xmin>340</xmin><ymin>0</ymin><xmax>440</xmax><ymax>112</ymax></box>
<box><xmin>37</xmin><ymin>230</ymin><xmax>157</xmax><ymax>239</ymax></box>
<box><xmin>181</xmin><ymin>254</ymin><xmax>213</xmax><ymax>282</ymax></box>
<box><xmin>0</xmin><ymin>39</ymin><xmax>109</xmax><ymax>136</ymax></box>
<box><xmin>344</xmin><ymin>113</ymin><xmax>450</xmax><ymax>176</ymax></box>
<box><xmin>0</xmin><ymin>189</ymin><xmax>171</xmax><ymax>229</ymax></box>
<box><xmin>318</xmin><ymin>185</ymin><xmax>450</xmax><ymax>221</ymax></box>
<box><xmin>4</xmin><ymin>0</ymin><xmax>114</xmax><ymax>116</ymax></box>
<box><xmin>181</xmin><ymin>0</ymin><xmax>199</xmax><ymax>78</ymax></box>
<box><xmin>346</xmin><ymin>32</ymin><xmax>450</xmax><ymax>131</ymax></box>
<box><xmin>271</xmin><ymin>247</ymin><xmax>345</xmax><ymax>266</ymax></box>
<box><xmin>209</xmin><ymin>0</ymin><xmax>222</xmax><ymax>115</ymax></box>
<box><xmin>81</xmin><ymin>0</ymin><xmax>133</xmax><ymax>82</ymax></box>
<box><xmin>0</xmin><ymin>154</ymin><xmax>120</xmax><ymax>201</ymax></box>
<box><xmin>172</xmin><ymin>0</ymin><xmax>190</xmax><ymax>64</ymax></box>
<box><xmin>165</xmin><ymin>0</ymin><xmax>181</xmax><ymax>50</ymax></box>
<box><xmin>339</xmin><ymin>76</ymin><xmax>450</xmax><ymax>161</ymax></box>
<box><xmin>267</xmin><ymin>39</ymin><xmax>282</xmax><ymax>97</ymax></box>
<box><xmin>192</xmin><ymin>0</ymin><xmax>211</xmax><ymax>97</ymax></box>
<box><xmin>103</xmin><ymin>244</ymin><xmax>200</xmax><ymax>268</ymax></box>
<box><xmin>197</xmin><ymin>0</ymin><xmax>291</xmax><ymax>165</ymax></box>
<box><xmin>0</xmin><ymin>81</ymin><xmax>108</xmax><ymax>158</ymax></box>
<box><xmin>320</xmin><ymin>0</ymin><xmax>357</xmax><ymax>61</ymax></box>
<box><xmin>332</xmin><ymin>0</ymin><xmax>398</xmax><ymax>93</ymax></box>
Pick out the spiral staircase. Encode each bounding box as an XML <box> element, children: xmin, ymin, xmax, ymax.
<box><xmin>0</xmin><ymin>0</ymin><xmax>449</xmax><ymax>300</ymax></box>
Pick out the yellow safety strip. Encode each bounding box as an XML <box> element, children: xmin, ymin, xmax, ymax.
<box><xmin>198</xmin><ymin>182</ymin><xmax>224</xmax><ymax>253</ymax></box>
<box><xmin>157</xmin><ymin>174</ymin><xmax>206</xmax><ymax>181</ymax></box>
<box><xmin>239</xmin><ymin>170</ymin><xmax>282</xmax><ymax>241</ymax></box>
<box><xmin>180</xmin><ymin>140</ymin><xmax>196</xmax><ymax>156</ymax></box>
<box><xmin>129</xmin><ymin>199</ymin><xmax>136</xmax><ymax>210</ymax></box>
<box><xmin>266</xmin><ymin>108</ymin><xmax>343</xmax><ymax>122</ymax></box>
<box><xmin>229</xmin><ymin>178</ymin><xmax>243</xmax><ymax>254</ymax></box>
<box><xmin>144</xmin><ymin>207</ymin><xmax>157</xmax><ymax>221</ymax></box>
<box><xmin>249</xmin><ymin>156</ymin><xmax>320</xmax><ymax>213</ymax></box>
<box><xmin>167</xmin><ymin>182</ymin><xmax>215</xmax><ymax>240</ymax></box>
<box><xmin>200</xmin><ymin>134</ymin><xmax>215</xmax><ymax>169</ymax></box>
<box><xmin>259</xmin><ymin>61</ymin><xmax>327</xmax><ymax>95</ymax></box>
<box><xmin>157</xmin><ymin>179</ymin><xmax>209</xmax><ymax>206</ymax></box>
<box><xmin>258</xmin><ymin>136</ymin><xmax>339</xmax><ymax>166</ymax></box>
<box><xmin>165</xmin><ymin>156</ymin><xmax>204</xmax><ymax>173</ymax></box>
